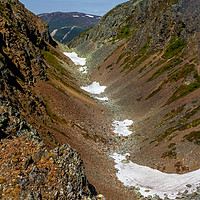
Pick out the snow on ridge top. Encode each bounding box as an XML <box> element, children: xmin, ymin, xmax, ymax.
<box><xmin>63</xmin><ymin>52</ymin><xmax>86</xmax><ymax>66</ymax></box>
<box><xmin>81</xmin><ymin>82</ymin><xmax>106</xmax><ymax>94</ymax></box>
<box><xmin>112</xmin><ymin>120</ymin><xmax>133</xmax><ymax>136</ymax></box>
<box><xmin>85</xmin><ymin>14</ymin><xmax>94</xmax><ymax>18</ymax></box>
<box><xmin>73</xmin><ymin>15</ymin><xmax>79</xmax><ymax>18</ymax></box>
<box><xmin>112</xmin><ymin>153</ymin><xmax>200</xmax><ymax>199</ymax></box>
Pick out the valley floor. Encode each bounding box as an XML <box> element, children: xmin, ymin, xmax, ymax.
<box><xmin>35</xmin><ymin>50</ymin><xmax>200</xmax><ymax>200</ymax></box>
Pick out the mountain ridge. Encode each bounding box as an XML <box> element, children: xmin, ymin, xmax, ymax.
<box><xmin>38</xmin><ymin>12</ymin><xmax>101</xmax><ymax>44</ymax></box>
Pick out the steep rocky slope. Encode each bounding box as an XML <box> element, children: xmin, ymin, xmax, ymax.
<box><xmin>69</xmin><ymin>0</ymin><xmax>200</xmax><ymax>174</ymax></box>
<box><xmin>38</xmin><ymin>12</ymin><xmax>101</xmax><ymax>44</ymax></box>
<box><xmin>0</xmin><ymin>0</ymin><xmax>106</xmax><ymax>199</ymax></box>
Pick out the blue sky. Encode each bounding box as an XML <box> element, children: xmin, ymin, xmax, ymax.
<box><xmin>19</xmin><ymin>0</ymin><xmax>128</xmax><ymax>16</ymax></box>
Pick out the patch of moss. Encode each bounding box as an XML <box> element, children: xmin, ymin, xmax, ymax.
<box><xmin>162</xmin><ymin>38</ymin><xmax>186</xmax><ymax>59</ymax></box>
<box><xmin>183</xmin><ymin>131</ymin><xmax>200</xmax><ymax>145</ymax></box>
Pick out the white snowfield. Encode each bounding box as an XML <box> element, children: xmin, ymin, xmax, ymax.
<box><xmin>112</xmin><ymin>120</ymin><xmax>133</xmax><ymax>136</ymax></box>
<box><xmin>81</xmin><ymin>82</ymin><xmax>106</xmax><ymax>94</ymax></box>
<box><xmin>73</xmin><ymin>15</ymin><xmax>79</xmax><ymax>17</ymax></box>
<box><xmin>64</xmin><ymin>52</ymin><xmax>86</xmax><ymax>66</ymax></box>
<box><xmin>111</xmin><ymin>153</ymin><xmax>200</xmax><ymax>199</ymax></box>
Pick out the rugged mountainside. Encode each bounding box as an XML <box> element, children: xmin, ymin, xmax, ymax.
<box><xmin>1</xmin><ymin>0</ymin><xmax>200</xmax><ymax>199</ymax></box>
<box><xmin>69</xmin><ymin>0</ymin><xmax>200</xmax><ymax>174</ymax></box>
<box><xmin>38</xmin><ymin>12</ymin><xmax>101</xmax><ymax>44</ymax></box>
<box><xmin>0</xmin><ymin>0</ymin><xmax>105</xmax><ymax>199</ymax></box>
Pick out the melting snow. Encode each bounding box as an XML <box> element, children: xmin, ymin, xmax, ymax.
<box><xmin>85</xmin><ymin>14</ymin><xmax>94</xmax><ymax>18</ymax></box>
<box><xmin>64</xmin><ymin>52</ymin><xmax>86</xmax><ymax>66</ymax></box>
<box><xmin>78</xmin><ymin>66</ymin><xmax>87</xmax><ymax>74</ymax></box>
<box><xmin>81</xmin><ymin>82</ymin><xmax>106</xmax><ymax>94</ymax></box>
<box><xmin>95</xmin><ymin>97</ymin><xmax>109</xmax><ymax>101</ymax></box>
<box><xmin>111</xmin><ymin>153</ymin><xmax>200</xmax><ymax>199</ymax></box>
<box><xmin>112</xmin><ymin>120</ymin><xmax>133</xmax><ymax>136</ymax></box>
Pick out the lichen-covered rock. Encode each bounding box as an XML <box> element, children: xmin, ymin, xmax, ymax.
<box><xmin>0</xmin><ymin>133</ymin><xmax>101</xmax><ymax>199</ymax></box>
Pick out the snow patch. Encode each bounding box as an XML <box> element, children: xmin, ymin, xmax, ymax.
<box><xmin>62</xmin><ymin>26</ymin><xmax>77</xmax><ymax>41</ymax></box>
<box><xmin>85</xmin><ymin>14</ymin><xmax>94</xmax><ymax>18</ymax></box>
<box><xmin>81</xmin><ymin>82</ymin><xmax>106</xmax><ymax>94</ymax></box>
<box><xmin>64</xmin><ymin>52</ymin><xmax>86</xmax><ymax>66</ymax></box>
<box><xmin>95</xmin><ymin>97</ymin><xmax>109</xmax><ymax>101</ymax></box>
<box><xmin>73</xmin><ymin>15</ymin><xmax>79</xmax><ymax>17</ymax></box>
<box><xmin>112</xmin><ymin>120</ymin><xmax>133</xmax><ymax>136</ymax></box>
<box><xmin>79</xmin><ymin>66</ymin><xmax>87</xmax><ymax>74</ymax></box>
<box><xmin>51</xmin><ymin>29</ymin><xmax>58</xmax><ymax>37</ymax></box>
<box><xmin>111</xmin><ymin>153</ymin><xmax>200</xmax><ymax>199</ymax></box>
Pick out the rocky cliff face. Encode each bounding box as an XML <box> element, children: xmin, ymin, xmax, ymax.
<box><xmin>69</xmin><ymin>0</ymin><xmax>200</xmax><ymax>174</ymax></box>
<box><xmin>0</xmin><ymin>1</ymin><xmax>104</xmax><ymax>199</ymax></box>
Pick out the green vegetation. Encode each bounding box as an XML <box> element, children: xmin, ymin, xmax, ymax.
<box><xmin>179</xmin><ymin>105</ymin><xmax>200</xmax><ymax>123</ymax></box>
<box><xmin>104</xmin><ymin>43</ymin><xmax>125</xmax><ymax>62</ymax></box>
<box><xmin>42</xmin><ymin>49</ymin><xmax>71</xmax><ymax>78</ymax></box>
<box><xmin>146</xmin><ymin>82</ymin><xmax>165</xmax><ymax>99</ymax></box>
<box><xmin>147</xmin><ymin>57</ymin><xmax>182</xmax><ymax>82</ymax></box>
<box><xmin>183</xmin><ymin>131</ymin><xmax>200</xmax><ymax>145</ymax></box>
<box><xmin>139</xmin><ymin>39</ymin><xmax>151</xmax><ymax>55</ymax></box>
<box><xmin>139</xmin><ymin>64</ymin><xmax>147</xmax><ymax>73</ymax></box>
<box><xmin>162</xmin><ymin>148</ymin><xmax>177</xmax><ymax>158</ymax></box>
<box><xmin>120</xmin><ymin>39</ymin><xmax>154</xmax><ymax>73</ymax></box>
<box><xmin>155</xmin><ymin>117</ymin><xmax>200</xmax><ymax>143</ymax></box>
<box><xmin>164</xmin><ymin>104</ymin><xmax>186</xmax><ymax>119</ymax></box>
<box><xmin>116</xmin><ymin>52</ymin><xmax>127</xmax><ymax>64</ymax></box>
<box><xmin>167</xmin><ymin>73</ymin><xmax>200</xmax><ymax>104</ymax></box>
<box><xmin>168</xmin><ymin>143</ymin><xmax>176</xmax><ymax>148</ymax></box>
<box><xmin>44</xmin><ymin>98</ymin><xmax>62</xmax><ymax>123</ymax></box>
<box><xmin>106</xmin><ymin>64</ymin><xmax>113</xmax><ymax>69</ymax></box>
<box><xmin>162</xmin><ymin>38</ymin><xmax>186</xmax><ymax>59</ymax></box>
<box><xmin>168</xmin><ymin>63</ymin><xmax>195</xmax><ymax>82</ymax></box>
